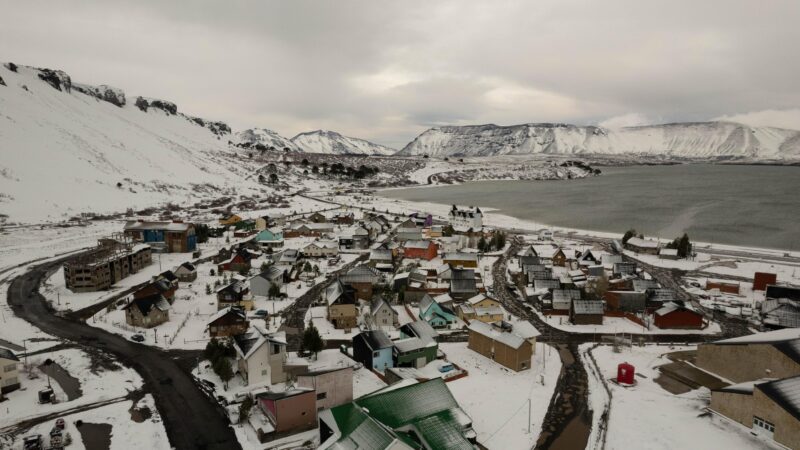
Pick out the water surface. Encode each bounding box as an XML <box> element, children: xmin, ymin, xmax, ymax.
<box><xmin>381</xmin><ymin>165</ymin><xmax>800</xmax><ymax>249</ymax></box>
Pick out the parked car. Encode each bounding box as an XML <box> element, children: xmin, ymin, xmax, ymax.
<box><xmin>438</xmin><ymin>363</ymin><xmax>455</xmax><ymax>373</ymax></box>
<box><xmin>23</xmin><ymin>435</ymin><xmax>42</xmax><ymax>450</ymax></box>
<box><xmin>131</xmin><ymin>334</ymin><xmax>145</xmax><ymax>342</ymax></box>
<box><xmin>252</xmin><ymin>309</ymin><xmax>268</xmax><ymax>318</ymax></box>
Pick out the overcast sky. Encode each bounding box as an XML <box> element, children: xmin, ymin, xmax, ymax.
<box><xmin>2</xmin><ymin>0</ymin><xmax>799</xmax><ymax>148</ymax></box>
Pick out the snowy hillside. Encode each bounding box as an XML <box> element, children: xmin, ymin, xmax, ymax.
<box><xmin>231</xmin><ymin>128</ymin><xmax>299</xmax><ymax>152</ymax></box>
<box><xmin>291</xmin><ymin>130</ymin><xmax>395</xmax><ymax>155</ymax></box>
<box><xmin>398</xmin><ymin>122</ymin><xmax>800</xmax><ymax>160</ymax></box>
<box><xmin>0</xmin><ymin>63</ymin><xmax>261</xmax><ymax>223</ymax></box>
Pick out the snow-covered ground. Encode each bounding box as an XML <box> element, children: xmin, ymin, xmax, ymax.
<box><xmin>533</xmin><ymin>310</ymin><xmax>722</xmax><ymax>336</ymax></box>
<box><xmin>581</xmin><ymin>344</ymin><xmax>781</xmax><ymax>450</ymax></box>
<box><xmin>441</xmin><ymin>341</ymin><xmax>562</xmax><ymax>450</ymax></box>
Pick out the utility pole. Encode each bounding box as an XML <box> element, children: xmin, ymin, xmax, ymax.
<box><xmin>528</xmin><ymin>398</ymin><xmax>532</xmax><ymax>434</ymax></box>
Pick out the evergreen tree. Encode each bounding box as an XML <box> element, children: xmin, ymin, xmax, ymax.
<box><xmin>268</xmin><ymin>283</ymin><xmax>281</xmax><ymax>300</ymax></box>
<box><xmin>622</xmin><ymin>229</ymin><xmax>637</xmax><ymax>244</ymax></box>
<box><xmin>477</xmin><ymin>236</ymin><xmax>487</xmax><ymax>252</ymax></box>
<box><xmin>238</xmin><ymin>397</ymin><xmax>254</xmax><ymax>423</ymax></box>
<box><xmin>302</xmin><ymin>323</ymin><xmax>324</xmax><ymax>358</ymax></box>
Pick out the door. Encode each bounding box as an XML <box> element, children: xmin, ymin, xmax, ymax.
<box><xmin>753</xmin><ymin>416</ymin><xmax>774</xmax><ymax>440</ymax></box>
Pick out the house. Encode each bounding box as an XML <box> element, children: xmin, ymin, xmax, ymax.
<box><xmin>552</xmin><ymin>289</ymin><xmax>582</xmax><ymax>312</ymax></box>
<box><xmin>276</xmin><ymin>249</ymin><xmax>300</xmax><ymax>267</ymax></box>
<box><xmin>449</xmin><ymin>205</ymin><xmax>482</xmax><ymax>232</ymax></box>
<box><xmin>219</xmin><ymin>214</ymin><xmax>242</xmax><ymax>226</ymax></box>
<box><xmin>402</xmin><ymin>240</ymin><xmax>438</xmax><ymax>261</ymax></box>
<box><xmin>418</xmin><ymin>294</ymin><xmax>457</xmax><ymax>328</ymax></box>
<box><xmin>255</xmin><ymin>388</ymin><xmax>317</xmax><ymax>437</ymax></box>
<box><xmin>624</xmin><ymin>237</ymin><xmax>660</xmax><ymax>255</ymax></box>
<box><xmin>612</xmin><ymin>262</ymin><xmax>637</xmax><ymax>277</ymax></box>
<box><xmin>63</xmin><ymin>239</ymin><xmax>152</xmax><ymax>292</ymax></box>
<box><xmin>400</xmin><ymin>320</ymin><xmax>439</xmax><ymax>342</ymax></box>
<box><xmin>133</xmin><ymin>278</ymin><xmax>176</xmax><ymax>303</ymax></box>
<box><xmin>551</xmin><ymin>248</ymin><xmax>568</xmax><ymax>267</ymax></box>
<box><xmin>570</xmin><ymin>300</ymin><xmax>604</xmax><ymax>325</ymax></box>
<box><xmin>296</xmin><ymin>366</ymin><xmax>353</xmax><ymax>411</ymax></box>
<box><xmin>173</xmin><ymin>262</ymin><xmax>197</xmax><ymax>282</ymax></box>
<box><xmin>443</xmin><ymin>252</ymin><xmax>478</xmax><ymax>269</ymax></box>
<box><xmin>696</xmin><ymin>329</ymin><xmax>800</xmax><ymax>383</ymax></box>
<box><xmin>216</xmin><ymin>281</ymin><xmax>253</xmax><ymax>310</ymax></box>
<box><xmin>366</xmin><ymin>297</ymin><xmax>398</xmax><ymax>330</ymax></box>
<box><xmin>302</xmin><ymin>241</ymin><xmax>339</xmax><ymax>258</ymax></box>
<box><xmin>753</xmin><ymin>272</ymin><xmax>778</xmax><ymax>291</ymax></box>
<box><xmin>457</xmin><ymin>293</ymin><xmax>503</xmax><ymax>323</ymax></box>
<box><xmin>333</xmin><ymin>212</ymin><xmax>355</xmax><ymax>225</ymax></box>
<box><xmin>325</xmin><ymin>281</ymin><xmax>358</xmax><ymax>330</ymax></box>
<box><xmin>249</xmin><ymin>266</ymin><xmax>284</xmax><ymax>298</ymax></box>
<box><xmin>604</xmin><ymin>290</ymin><xmax>646</xmax><ymax>312</ymax></box>
<box><xmin>393</xmin><ymin>332</ymin><xmax>438</xmax><ymax>368</ymax></box>
<box><xmin>761</xmin><ymin>298</ymin><xmax>800</xmax><ymax>329</ymax></box>
<box><xmin>0</xmin><ymin>349</ymin><xmax>20</xmax><ymax>394</ymax></box>
<box><xmin>395</xmin><ymin>221</ymin><xmax>423</xmax><ymax>241</ymax></box>
<box><xmin>307</xmin><ymin>211</ymin><xmax>327</xmax><ymax>223</ymax></box>
<box><xmin>340</xmin><ymin>265</ymin><xmax>382</xmax><ymax>301</ymax></box>
<box><xmin>468</xmin><ymin>320</ymin><xmax>538</xmax><ymax>371</ymax></box>
<box><xmin>233</xmin><ymin>327</ymin><xmax>287</xmax><ymax>385</ymax></box>
<box><xmin>217</xmin><ymin>250</ymin><xmax>253</xmax><ymax>273</ymax></box>
<box><xmin>123</xmin><ymin>294</ymin><xmax>170</xmax><ymax>328</ymax></box>
<box><xmin>352</xmin><ymin>330</ymin><xmax>394</xmax><ymax>372</ymax></box>
<box><xmin>658</xmin><ymin>248</ymin><xmax>680</xmax><ymax>260</ymax></box>
<box><xmin>706</xmin><ymin>279</ymin><xmax>740</xmax><ymax>295</ymax></box>
<box><xmin>539</xmin><ymin>229</ymin><xmax>554</xmax><ymax>241</ymax></box>
<box><xmin>710</xmin><ymin>376</ymin><xmax>800</xmax><ymax>449</ymax></box>
<box><xmin>123</xmin><ymin>220</ymin><xmax>197</xmax><ymax>253</ymax></box>
<box><xmin>318</xmin><ymin>378</ymin><xmax>477</xmax><ymax>450</ymax></box>
<box><xmin>255</xmin><ymin>229</ymin><xmax>284</xmax><ymax>249</ymax></box>
<box><xmin>367</xmin><ymin>249</ymin><xmax>394</xmax><ymax>272</ymax></box>
<box><xmin>208</xmin><ymin>306</ymin><xmax>249</xmax><ymax>338</ymax></box>
<box><xmin>338</xmin><ymin>226</ymin><xmax>370</xmax><ymax>250</ymax></box>
<box><xmin>450</xmin><ymin>268</ymin><xmax>479</xmax><ymax>301</ymax></box>
<box><xmin>653</xmin><ymin>302</ymin><xmax>704</xmax><ymax>329</ymax></box>
<box><xmin>409</xmin><ymin>212</ymin><xmax>433</xmax><ymax>227</ymax></box>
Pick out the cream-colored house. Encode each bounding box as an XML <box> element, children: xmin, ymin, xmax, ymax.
<box><xmin>457</xmin><ymin>293</ymin><xmax>504</xmax><ymax>323</ymax></box>
<box><xmin>302</xmin><ymin>241</ymin><xmax>339</xmax><ymax>258</ymax></box>
<box><xmin>0</xmin><ymin>349</ymin><xmax>20</xmax><ymax>394</ymax></box>
<box><xmin>232</xmin><ymin>327</ymin><xmax>287</xmax><ymax>386</ymax></box>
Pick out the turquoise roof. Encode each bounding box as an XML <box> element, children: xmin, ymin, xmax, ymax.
<box><xmin>255</xmin><ymin>229</ymin><xmax>283</xmax><ymax>242</ymax></box>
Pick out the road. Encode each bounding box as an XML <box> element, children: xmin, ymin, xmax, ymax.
<box><xmin>7</xmin><ymin>256</ymin><xmax>241</xmax><ymax>450</ymax></box>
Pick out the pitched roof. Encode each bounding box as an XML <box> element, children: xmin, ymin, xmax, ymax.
<box><xmin>370</xmin><ymin>297</ymin><xmax>397</xmax><ymax>316</ymax></box>
<box><xmin>757</xmin><ymin>375</ymin><xmax>800</xmax><ymax>421</ymax></box>
<box><xmin>123</xmin><ymin>294</ymin><xmax>170</xmax><ymax>316</ymax></box>
<box><xmin>233</xmin><ymin>327</ymin><xmax>286</xmax><ymax>360</ymax></box>
<box><xmin>124</xmin><ymin>220</ymin><xmax>192</xmax><ymax>232</ymax></box>
<box><xmin>443</xmin><ymin>252</ymin><xmax>478</xmax><ymax>262</ymax></box>
<box><xmin>0</xmin><ymin>348</ymin><xmax>19</xmax><ymax>361</ymax></box>
<box><xmin>626</xmin><ymin>237</ymin><xmax>659</xmax><ymax>248</ymax></box>
<box><xmin>356</xmin><ymin>330</ymin><xmax>393</xmax><ymax>351</ymax></box>
<box><xmin>766</xmin><ymin>285</ymin><xmax>800</xmax><ymax>301</ymax></box>
<box><xmin>404</xmin><ymin>240</ymin><xmax>434</xmax><ymax>250</ymax></box>
<box><xmin>401</xmin><ymin>321</ymin><xmax>438</xmax><ymax>343</ymax></box>
<box><xmin>468</xmin><ymin>320</ymin><xmax>531</xmax><ymax>349</ymax></box>
<box><xmin>341</xmin><ymin>265</ymin><xmax>381</xmax><ymax>284</ymax></box>
<box><xmin>572</xmin><ymin>300</ymin><xmax>604</xmax><ymax>315</ymax></box>
<box><xmin>208</xmin><ymin>306</ymin><xmax>247</xmax><ymax>325</ymax></box>
<box><xmin>713</xmin><ymin>328</ymin><xmax>800</xmax><ymax>345</ymax></box>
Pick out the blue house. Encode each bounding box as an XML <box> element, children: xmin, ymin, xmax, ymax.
<box><xmin>352</xmin><ymin>330</ymin><xmax>394</xmax><ymax>373</ymax></box>
<box><xmin>418</xmin><ymin>294</ymin><xmax>458</xmax><ymax>329</ymax></box>
<box><xmin>255</xmin><ymin>229</ymin><xmax>284</xmax><ymax>249</ymax></box>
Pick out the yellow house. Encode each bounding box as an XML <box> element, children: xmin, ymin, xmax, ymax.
<box><xmin>457</xmin><ymin>293</ymin><xmax>504</xmax><ymax>323</ymax></box>
<box><xmin>220</xmin><ymin>214</ymin><xmax>242</xmax><ymax>226</ymax></box>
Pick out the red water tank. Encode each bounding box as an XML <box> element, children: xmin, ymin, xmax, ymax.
<box><xmin>617</xmin><ymin>362</ymin><xmax>635</xmax><ymax>385</ymax></box>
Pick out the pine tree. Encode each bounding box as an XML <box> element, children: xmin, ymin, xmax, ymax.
<box><xmin>303</xmin><ymin>323</ymin><xmax>324</xmax><ymax>359</ymax></box>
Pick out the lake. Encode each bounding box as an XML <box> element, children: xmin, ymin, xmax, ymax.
<box><xmin>380</xmin><ymin>164</ymin><xmax>800</xmax><ymax>250</ymax></box>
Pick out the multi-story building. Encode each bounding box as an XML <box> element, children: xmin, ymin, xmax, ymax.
<box><xmin>63</xmin><ymin>237</ymin><xmax>152</xmax><ymax>292</ymax></box>
<box><xmin>449</xmin><ymin>205</ymin><xmax>482</xmax><ymax>232</ymax></box>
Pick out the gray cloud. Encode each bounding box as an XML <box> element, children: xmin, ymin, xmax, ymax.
<box><xmin>1</xmin><ymin>0</ymin><xmax>799</xmax><ymax>148</ymax></box>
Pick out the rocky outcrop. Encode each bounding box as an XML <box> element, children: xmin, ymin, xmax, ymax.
<box><xmin>0</xmin><ymin>75</ymin><xmax>5</xmax><ymax>87</ymax></box>
<box><xmin>37</xmin><ymin>68</ymin><xmax>72</xmax><ymax>93</ymax></box>
<box><xmin>4</xmin><ymin>62</ymin><xmax>17</xmax><ymax>72</ymax></box>
<box><xmin>188</xmin><ymin>116</ymin><xmax>231</xmax><ymax>136</ymax></box>
<box><xmin>73</xmin><ymin>83</ymin><xmax>126</xmax><ymax>107</ymax></box>
<box><xmin>134</xmin><ymin>97</ymin><xmax>178</xmax><ymax>115</ymax></box>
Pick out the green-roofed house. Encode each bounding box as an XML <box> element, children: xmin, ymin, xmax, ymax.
<box><xmin>318</xmin><ymin>378</ymin><xmax>477</xmax><ymax>450</ymax></box>
<box><xmin>255</xmin><ymin>229</ymin><xmax>284</xmax><ymax>249</ymax></box>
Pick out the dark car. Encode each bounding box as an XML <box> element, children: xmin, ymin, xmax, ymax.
<box><xmin>131</xmin><ymin>334</ymin><xmax>145</xmax><ymax>342</ymax></box>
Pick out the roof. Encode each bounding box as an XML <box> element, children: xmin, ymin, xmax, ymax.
<box><xmin>255</xmin><ymin>229</ymin><xmax>283</xmax><ymax>242</ymax></box>
<box><xmin>443</xmin><ymin>252</ymin><xmax>478</xmax><ymax>262</ymax></box>
<box><xmin>123</xmin><ymin>294</ymin><xmax>170</xmax><ymax>316</ymax></box>
<box><xmin>0</xmin><ymin>348</ymin><xmax>19</xmax><ymax>361</ymax></box>
<box><xmin>369</xmin><ymin>249</ymin><xmax>393</xmax><ymax>261</ymax></box>
<box><xmin>625</xmin><ymin>237</ymin><xmax>659</xmax><ymax>248</ymax></box>
<box><xmin>216</xmin><ymin>280</ymin><xmax>248</xmax><ymax>295</ymax></box>
<box><xmin>233</xmin><ymin>327</ymin><xmax>286</xmax><ymax>360</ymax></box>
<box><xmin>256</xmin><ymin>387</ymin><xmax>314</xmax><ymax>401</ymax></box>
<box><xmin>208</xmin><ymin>306</ymin><xmax>247</xmax><ymax>325</ymax></box>
<box><xmin>572</xmin><ymin>300</ymin><xmax>604</xmax><ymax>315</ymax></box>
<box><xmin>326</xmin><ymin>280</ymin><xmax>357</xmax><ymax>306</ymax></box>
<box><xmin>124</xmin><ymin>220</ymin><xmax>192</xmax><ymax>232</ymax></box>
<box><xmin>654</xmin><ymin>302</ymin><xmax>700</xmax><ymax>317</ymax></box>
<box><xmin>713</xmin><ymin>328</ymin><xmax>800</xmax><ymax>345</ymax></box>
<box><xmin>251</xmin><ymin>266</ymin><xmax>283</xmax><ymax>281</ymax></box>
<box><xmin>757</xmin><ymin>375</ymin><xmax>800</xmax><ymax>421</ymax></box>
<box><xmin>341</xmin><ymin>265</ymin><xmax>381</xmax><ymax>284</ymax></box>
<box><xmin>401</xmin><ymin>321</ymin><xmax>438</xmax><ymax>343</ymax></box>
<box><xmin>468</xmin><ymin>320</ymin><xmax>532</xmax><ymax>349</ymax></box>
<box><xmin>393</xmin><ymin>337</ymin><xmax>430</xmax><ymax>353</ymax></box>
<box><xmin>450</xmin><ymin>277</ymin><xmax>477</xmax><ymax>294</ymax></box>
<box><xmin>355</xmin><ymin>330</ymin><xmax>393</xmax><ymax>351</ymax></box>
<box><xmin>322</xmin><ymin>378</ymin><xmax>474</xmax><ymax>449</ymax></box>
<box><xmin>466</xmin><ymin>293</ymin><xmax>498</xmax><ymax>306</ymax></box>
<box><xmin>370</xmin><ymin>297</ymin><xmax>397</xmax><ymax>316</ymax></box>
<box><xmin>404</xmin><ymin>240</ymin><xmax>434</xmax><ymax>250</ymax></box>
<box><xmin>659</xmin><ymin>248</ymin><xmax>678</xmax><ymax>256</ymax></box>
<box><xmin>766</xmin><ymin>285</ymin><xmax>800</xmax><ymax>301</ymax></box>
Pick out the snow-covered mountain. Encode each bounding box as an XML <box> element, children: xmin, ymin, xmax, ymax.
<box><xmin>291</xmin><ymin>130</ymin><xmax>395</xmax><ymax>156</ymax></box>
<box><xmin>231</xmin><ymin>128</ymin><xmax>299</xmax><ymax>152</ymax></box>
<box><xmin>398</xmin><ymin>122</ymin><xmax>800</xmax><ymax>160</ymax></box>
<box><xmin>0</xmin><ymin>63</ymin><xmax>261</xmax><ymax>222</ymax></box>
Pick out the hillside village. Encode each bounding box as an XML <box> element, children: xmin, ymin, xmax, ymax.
<box><xmin>3</xmin><ymin>182</ymin><xmax>800</xmax><ymax>450</ymax></box>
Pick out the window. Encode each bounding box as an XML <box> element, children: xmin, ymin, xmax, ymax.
<box><xmin>373</xmin><ymin>351</ymin><xmax>380</xmax><ymax>357</ymax></box>
<box><xmin>753</xmin><ymin>416</ymin><xmax>775</xmax><ymax>434</ymax></box>
<box><xmin>261</xmin><ymin>369</ymin><xmax>268</xmax><ymax>376</ymax></box>
<box><xmin>4</xmin><ymin>364</ymin><xmax>16</xmax><ymax>373</ymax></box>
<box><xmin>272</xmin><ymin>344</ymin><xmax>281</xmax><ymax>354</ymax></box>
<box><xmin>317</xmin><ymin>392</ymin><xmax>327</xmax><ymax>400</ymax></box>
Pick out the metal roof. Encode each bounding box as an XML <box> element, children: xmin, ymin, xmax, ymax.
<box><xmin>572</xmin><ymin>300</ymin><xmax>603</xmax><ymax>315</ymax></box>
<box><xmin>758</xmin><ymin>375</ymin><xmax>800</xmax><ymax>421</ymax></box>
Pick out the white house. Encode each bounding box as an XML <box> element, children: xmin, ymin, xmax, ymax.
<box><xmin>302</xmin><ymin>241</ymin><xmax>340</xmax><ymax>258</ymax></box>
<box><xmin>232</xmin><ymin>327</ymin><xmax>287</xmax><ymax>386</ymax></box>
<box><xmin>249</xmin><ymin>266</ymin><xmax>285</xmax><ymax>298</ymax></box>
<box><xmin>449</xmin><ymin>205</ymin><xmax>482</xmax><ymax>232</ymax></box>
<box><xmin>0</xmin><ymin>349</ymin><xmax>20</xmax><ymax>394</ymax></box>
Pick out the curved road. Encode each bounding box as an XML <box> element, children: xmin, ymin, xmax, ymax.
<box><xmin>7</xmin><ymin>256</ymin><xmax>241</xmax><ymax>450</ymax></box>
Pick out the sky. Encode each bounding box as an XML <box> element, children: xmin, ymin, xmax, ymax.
<box><xmin>1</xmin><ymin>0</ymin><xmax>799</xmax><ymax>148</ymax></box>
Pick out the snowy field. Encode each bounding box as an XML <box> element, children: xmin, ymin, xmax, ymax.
<box><xmin>581</xmin><ymin>344</ymin><xmax>782</xmax><ymax>450</ymax></box>
<box><xmin>441</xmin><ymin>341</ymin><xmax>562</xmax><ymax>450</ymax></box>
